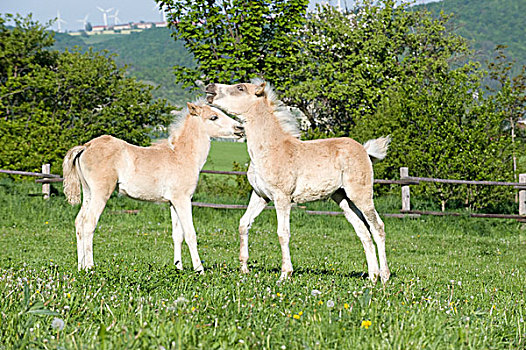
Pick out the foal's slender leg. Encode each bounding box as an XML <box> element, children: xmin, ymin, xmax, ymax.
<box><xmin>75</xmin><ymin>171</ymin><xmax>92</xmax><ymax>270</ymax></box>
<box><xmin>356</xmin><ymin>203</ymin><xmax>390</xmax><ymax>283</ymax></box>
<box><xmin>170</xmin><ymin>205</ymin><xmax>184</xmax><ymax>270</ymax></box>
<box><xmin>171</xmin><ymin>198</ymin><xmax>203</xmax><ymax>273</ymax></box>
<box><xmin>77</xmin><ymin>193</ymin><xmax>111</xmax><ymax>270</ymax></box>
<box><xmin>274</xmin><ymin>197</ymin><xmax>293</xmax><ymax>283</ymax></box>
<box><xmin>75</xmin><ymin>205</ymin><xmax>88</xmax><ymax>270</ymax></box>
<box><xmin>331</xmin><ymin>190</ymin><xmax>380</xmax><ymax>282</ymax></box>
<box><xmin>239</xmin><ymin>191</ymin><xmax>268</xmax><ymax>273</ymax></box>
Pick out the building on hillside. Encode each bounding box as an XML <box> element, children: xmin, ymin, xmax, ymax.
<box><xmin>91</xmin><ymin>25</ymin><xmax>107</xmax><ymax>32</ymax></box>
<box><xmin>155</xmin><ymin>22</ymin><xmax>168</xmax><ymax>27</ymax></box>
<box><xmin>134</xmin><ymin>22</ymin><xmax>153</xmax><ymax>29</ymax></box>
<box><xmin>113</xmin><ymin>23</ymin><xmax>132</xmax><ymax>31</ymax></box>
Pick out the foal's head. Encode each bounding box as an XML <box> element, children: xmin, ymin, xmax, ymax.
<box><xmin>205</xmin><ymin>82</ymin><xmax>267</xmax><ymax>116</ymax></box>
<box><xmin>187</xmin><ymin>102</ymin><xmax>244</xmax><ymax>139</ymax></box>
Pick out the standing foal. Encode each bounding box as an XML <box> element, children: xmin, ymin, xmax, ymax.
<box><xmin>62</xmin><ymin>102</ymin><xmax>244</xmax><ymax>272</ymax></box>
<box><xmin>206</xmin><ymin>81</ymin><xmax>391</xmax><ymax>283</ymax></box>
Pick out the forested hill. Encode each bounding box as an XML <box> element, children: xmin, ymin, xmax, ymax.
<box><xmin>53</xmin><ymin>28</ymin><xmax>195</xmax><ymax>105</ymax></box>
<box><xmin>419</xmin><ymin>0</ymin><xmax>526</xmax><ymax>69</ymax></box>
<box><xmin>52</xmin><ymin>0</ymin><xmax>525</xmax><ymax>105</ymax></box>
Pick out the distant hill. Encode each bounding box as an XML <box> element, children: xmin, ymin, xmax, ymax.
<box><xmin>419</xmin><ymin>0</ymin><xmax>526</xmax><ymax>72</ymax></box>
<box><xmin>52</xmin><ymin>1</ymin><xmax>525</xmax><ymax>105</ymax></box>
<box><xmin>53</xmin><ymin>28</ymin><xmax>195</xmax><ymax>106</ymax></box>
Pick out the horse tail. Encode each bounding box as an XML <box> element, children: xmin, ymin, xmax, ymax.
<box><xmin>363</xmin><ymin>135</ymin><xmax>391</xmax><ymax>163</ymax></box>
<box><xmin>62</xmin><ymin>145</ymin><xmax>86</xmax><ymax>205</ymax></box>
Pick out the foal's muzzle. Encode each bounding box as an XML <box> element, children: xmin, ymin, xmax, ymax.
<box><xmin>205</xmin><ymin>84</ymin><xmax>217</xmax><ymax>104</ymax></box>
<box><xmin>234</xmin><ymin>124</ymin><xmax>245</xmax><ymax>138</ymax></box>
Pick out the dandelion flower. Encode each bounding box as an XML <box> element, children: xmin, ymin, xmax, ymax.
<box><xmin>344</xmin><ymin>303</ymin><xmax>350</xmax><ymax>309</ymax></box>
<box><xmin>311</xmin><ymin>289</ymin><xmax>322</xmax><ymax>297</ymax></box>
<box><xmin>327</xmin><ymin>300</ymin><xmax>335</xmax><ymax>308</ymax></box>
<box><xmin>293</xmin><ymin>314</ymin><xmax>300</xmax><ymax>320</ymax></box>
<box><xmin>51</xmin><ymin>318</ymin><xmax>65</xmax><ymax>331</ymax></box>
<box><xmin>175</xmin><ymin>296</ymin><xmax>188</xmax><ymax>304</ymax></box>
<box><xmin>361</xmin><ymin>320</ymin><xmax>372</xmax><ymax>329</ymax></box>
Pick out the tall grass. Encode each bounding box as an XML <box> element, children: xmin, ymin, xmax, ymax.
<box><xmin>0</xmin><ymin>178</ymin><xmax>525</xmax><ymax>349</ymax></box>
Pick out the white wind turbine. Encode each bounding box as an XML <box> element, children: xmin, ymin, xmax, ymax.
<box><xmin>56</xmin><ymin>10</ymin><xmax>67</xmax><ymax>32</ymax></box>
<box><xmin>77</xmin><ymin>14</ymin><xmax>89</xmax><ymax>30</ymax></box>
<box><xmin>96</xmin><ymin>6</ymin><xmax>114</xmax><ymax>27</ymax></box>
<box><xmin>153</xmin><ymin>3</ymin><xmax>167</xmax><ymax>22</ymax></box>
<box><xmin>109</xmin><ymin>9</ymin><xmax>121</xmax><ymax>25</ymax></box>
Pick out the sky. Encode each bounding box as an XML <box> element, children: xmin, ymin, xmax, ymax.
<box><xmin>0</xmin><ymin>0</ymin><xmax>442</xmax><ymax>32</ymax></box>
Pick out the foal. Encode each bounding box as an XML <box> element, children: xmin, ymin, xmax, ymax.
<box><xmin>62</xmin><ymin>102</ymin><xmax>244</xmax><ymax>271</ymax></box>
<box><xmin>206</xmin><ymin>81</ymin><xmax>391</xmax><ymax>283</ymax></box>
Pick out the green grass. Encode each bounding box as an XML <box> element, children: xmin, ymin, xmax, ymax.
<box><xmin>1</xmin><ymin>178</ymin><xmax>525</xmax><ymax>349</ymax></box>
<box><xmin>203</xmin><ymin>141</ymin><xmax>249</xmax><ymax>171</ymax></box>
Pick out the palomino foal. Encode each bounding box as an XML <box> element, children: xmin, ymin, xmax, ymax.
<box><xmin>62</xmin><ymin>102</ymin><xmax>244</xmax><ymax>271</ymax></box>
<box><xmin>206</xmin><ymin>81</ymin><xmax>391</xmax><ymax>283</ymax></box>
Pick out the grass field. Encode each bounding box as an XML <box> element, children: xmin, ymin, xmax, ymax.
<box><xmin>0</xmin><ymin>176</ymin><xmax>525</xmax><ymax>349</ymax></box>
<box><xmin>203</xmin><ymin>141</ymin><xmax>249</xmax><ymax>171</ymax></box>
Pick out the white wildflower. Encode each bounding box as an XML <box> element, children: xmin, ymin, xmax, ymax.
<box><xmin>175</xmin><ymin>296</ymin><xmax>188</xmax><ymax>304</ymax></box>
<box><xmin>327</xmin><ymin>300</ymin><xmax>335</xmax><ymax>308</ymax></box>
<box><xmin>311</xmin><ymin>289</ymin><xmax>322</xmax><ymax>297</ymax></box>
<box><xmin>51</xmin><ymin>317</ymin><xmax>65</xmax><ymax>331</ymax></box>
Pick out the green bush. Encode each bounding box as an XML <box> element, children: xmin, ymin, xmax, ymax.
<box><xmin>0</xmin><ymin>14</ymin><xmax>172</xmax><ymax>175</ymax></box>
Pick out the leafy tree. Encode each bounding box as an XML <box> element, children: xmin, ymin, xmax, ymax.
<box><xmin>356</xmin><ymin>65</ymin><xmax>515</xmax><ymax>211</ymax></box>
<box><xmin>486</xmin><ymin>45</ymin><xmax>526</xmax><ymax>182</ymax></box>
<box><xmin>157</xmin><ymin>0</ymin><xmax>309</xmax><ymax>89</ymax></box>
<box><xmin>283</xmin><ymin>1</ymin><xmax>470</xmax><ymax>135</ymax></box>
<box><xmin>0</xmin><ymin>14</ymin><xmax>172</xmax><ymax>175</ymax></box>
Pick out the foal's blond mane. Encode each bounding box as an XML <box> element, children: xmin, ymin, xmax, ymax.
<box><xmin>250</xmin><ymin>78</ymin><xmax>301</xmax><ymax>139</ymax></box>
<box><xmin>168</xmin><ymin>98</ymin><xmax>217</xmax><ymax>147</ymax></box>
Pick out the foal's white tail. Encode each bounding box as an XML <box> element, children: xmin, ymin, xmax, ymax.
<box><xmin>363</xmin><ymin>136</ymin><xmax>391</xmax><ymax>162</ymax></box>
<box><xmin>62</xmin><ymin>145</ymin><xmax>86</xmax><ymax>205</ymax></box>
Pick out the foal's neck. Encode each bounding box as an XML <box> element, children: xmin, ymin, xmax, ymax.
<box><xmin>245</xmin><ymin>100</ymin><xmax>290</xmax><ymax>149</ymax></box>
<box><xmin>172</xmin><ymin>116</ymin><xmax>210</xmax><ymax>169</ymax></box>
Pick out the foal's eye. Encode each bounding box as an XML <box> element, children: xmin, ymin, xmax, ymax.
<box><xmin>210</xmin><ymin>115</ymin><xmax>218</xmax><ymax>121</ymax></box>
<box><xmin>237</xmin><ymin>85</ymin><xmax>245</xmax><ymax>91</ymax></box>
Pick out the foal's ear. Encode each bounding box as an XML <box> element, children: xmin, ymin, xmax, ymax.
<box><xmin>255</xmin><ymin>82</ymin><xmax>266</xmax><ymax>96</ymax></box>
<box><xmin>187</xmin><ymin>102</ymin><xmax>202</xmax><ymax>116</ymax></box>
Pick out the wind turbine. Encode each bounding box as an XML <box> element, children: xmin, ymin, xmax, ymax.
<box><xmin>109</xmin><ymin>9</ymin><xmax>121</xmax><ymax>25</ymax></box>
<box><xmin>56</xmin><ymin>10</ymin><xmax>67</xmax><ymax>32</ymax></box>
<box><xmin>77</xmin><ymin>14</ymin><xmax>89</xmax><ymax>30</ymax></box>
<box><xmin>153</xmin><ymin>3</ymin><xmax>167</xmax><ymax>22</ymax></box>
<box><xmin>96</xmin><ymin>6</ymin><xmax>114</xmax><ymax>27</ymax></box>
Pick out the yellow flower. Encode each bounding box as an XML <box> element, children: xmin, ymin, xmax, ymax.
<box><xmin>67</xmin><ymin>293</ymin><xmax>71</xmax><ymax>298</ymax></box>
<box><xmin>293</xmin><ymin>314</ymin><xmax>300</xmax><ymax>320</ymax></box>
<box><xmin>45</xmin><ymin>221</ymin><xmax>49</xmax><ymax>225</ymax></box>
<box><xmin>191</xmin><ymin>306</ymin><xmax>196</xmax><ymax>312</ymax></box>
<box><xmin>361</xmin><ymin>320</ymin><xmax>372</xmax><ymax>329</ymax></box>
<box><xmin>276</xmin><ymin>293</ymin><xmax>281</xmax><ymax>297</ymax></box>
<box><xmin>344</xmin><ymin>303</ymin><xmax>350</xmax><ymax>309</ymax></box>
<box><xmin>298</xmin><ymin>311</ymin><xmax>303</xmax><ymax>316</ymax></box>
<box><xmin>318</xmin><ymin>300</ymin><xmax>323</xmax><ymax>305</ymax></box>
<box><xmin>194</xmin><ymin>294</ymin><xmax>199</xmax><ymax>298</ymax></box>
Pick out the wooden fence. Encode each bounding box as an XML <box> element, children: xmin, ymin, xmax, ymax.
<box><xmin>2</xmin><ymin>165</ymin><xmax>526</xmax><ymax>221</ymax></box>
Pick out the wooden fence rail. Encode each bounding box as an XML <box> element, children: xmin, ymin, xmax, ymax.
<box><xmin>2</xmin><ymin>165</ymin><xmax>526</xmax><ymax>221</ymax></box>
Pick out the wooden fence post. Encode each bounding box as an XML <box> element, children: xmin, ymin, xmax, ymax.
<box><xmin>400</xmin><ymin>167</ymin><xmax>410</xmax><ymax>212</ymax></box>
<box><xmin>519</xmin><ymin>173</ymin><xmax>526</xmax><ymax>216</ymax></box>
<box><xmin>42</xmin><ymin>163</ymin><xmax>50</xmax><ymax>200</ymax></box>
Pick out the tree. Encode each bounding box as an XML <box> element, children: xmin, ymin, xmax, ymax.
<box><xmin>0</xmin><ymin>14</ymin><xmax>172</xmax><ymax>174</ymax></box>
<box><xmin>486</xmin><ymin>45</ymin><xmax>526</xmax><ymax>183</ymax></box>
<box><xmin>355</xmin><ymin>65</ymin><xmax>515</xmax><ymax>211</ymax></box>
<box><xmin>283</xmin><ymin>1</ymin><xmax>470</xmax><ymax>135</ymax></box>
<box><xmin>157</xmin><ymin>0</ymin><xmax>309</xmax><ymax>89</ymax></box>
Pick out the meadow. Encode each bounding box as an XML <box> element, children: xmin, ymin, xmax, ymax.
<box><xmin>0</xmin><ymin>141</ymin><xmax>525</xmax><ymax>349</ymax></box>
